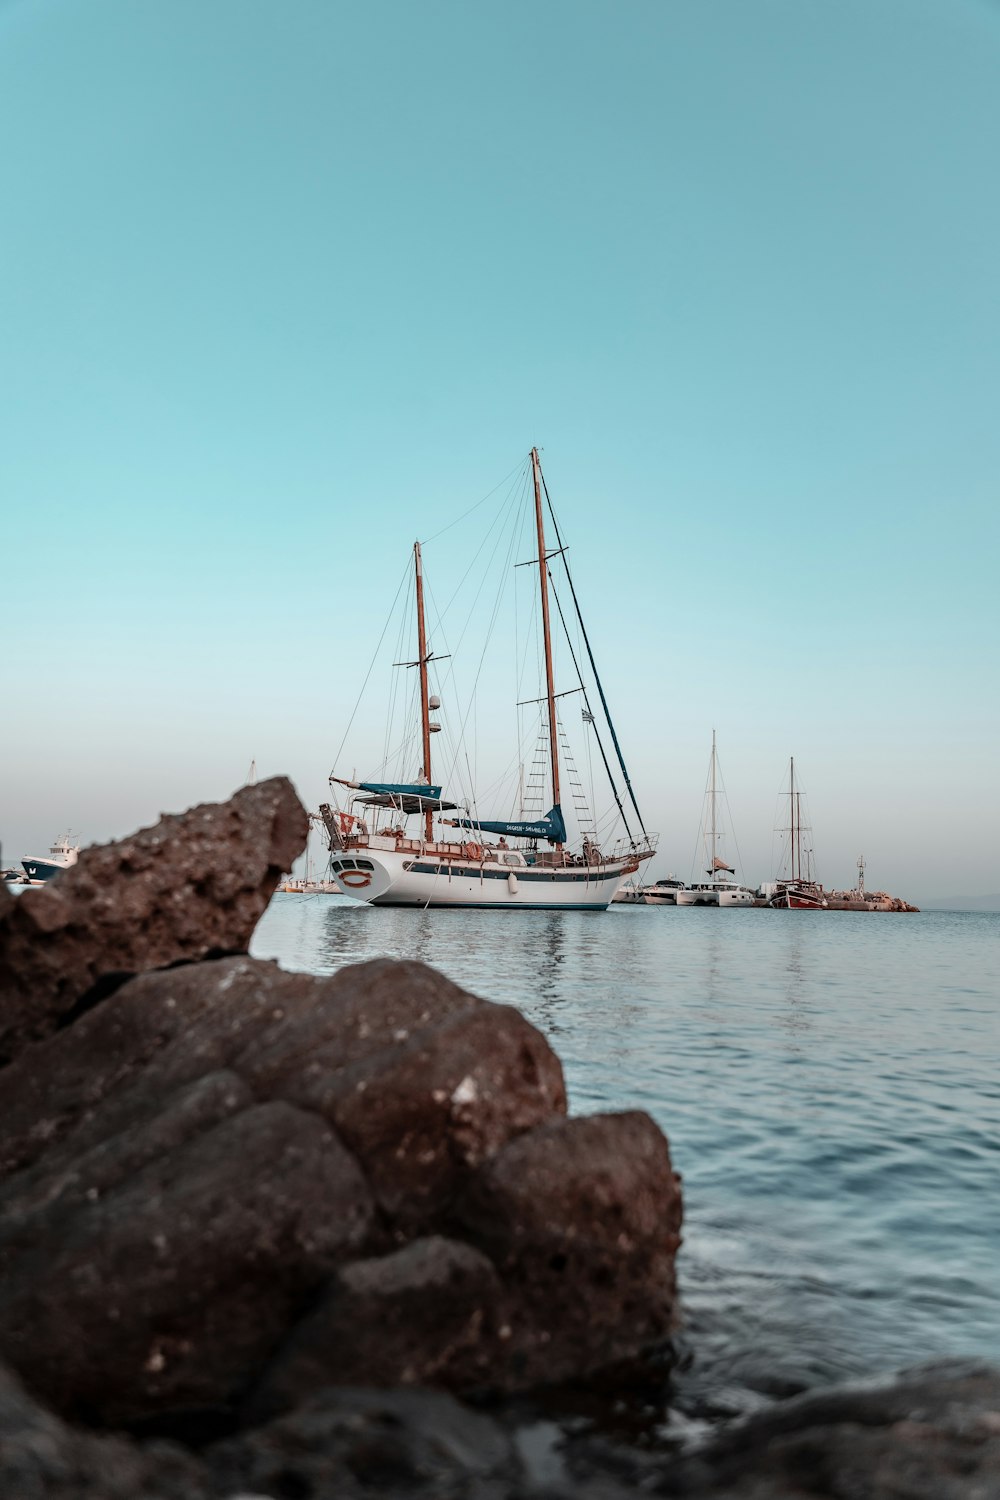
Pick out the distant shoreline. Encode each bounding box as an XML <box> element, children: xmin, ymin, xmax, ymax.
<box><xmin>917</xmin><ymin>895</ymin><xmax>1000</xmax><ymax>913</ymax></box>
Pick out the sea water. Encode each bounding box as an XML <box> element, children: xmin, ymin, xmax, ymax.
<box><xmin>251</xmin><ymin>898</ymin><xmax>1000</xmax><ymax>1412</ymax></box>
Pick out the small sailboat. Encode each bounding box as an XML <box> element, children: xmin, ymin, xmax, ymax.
<box><xmin>676</xmin><ymin>732</ymin><xmax>756</xmax><ymax>907</ymax></box>
<box><xmin>319</xmin><ymin>449</ymin><xmax>656</xmax><ymax>908</ymax></box>
<box><xmin>768</xmin><ymin>757</ymin><xmax>828</xmax><ymax>909</ymax></box>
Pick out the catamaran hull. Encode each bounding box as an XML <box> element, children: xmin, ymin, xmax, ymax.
<box><xmin>330</xmin><ymin>847</ymin><xmax>628</xmax><ymax>909</ymax></box>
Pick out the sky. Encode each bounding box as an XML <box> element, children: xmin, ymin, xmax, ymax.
<box><xmin>1</xmin><ymin>0</ymin><xmax>998</xmax><ymax>901</ymax></box>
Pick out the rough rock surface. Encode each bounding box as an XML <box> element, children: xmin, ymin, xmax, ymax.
<box><xmin>0</xmin><ymin>943</ymin><xmax>677</xmax><ymax>1426</ymax></box>
<box><xmin>2</xmin><ymin>1355</ymin><xmax>999</xmax><ymax>1499</ymax></box>
<box><xmin>0</xmin><ymin>776</ymin><xmax>308</xmax><ymax>1064</ymax></box>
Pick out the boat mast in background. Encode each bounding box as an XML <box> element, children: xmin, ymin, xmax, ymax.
<box><xmin>531</xmin><ymin>446</ymin><xmax>563</xmax><ymax>849</ymax></box>
<box><xmin>789</xmin><ymin>756</ymin><xmax>797</xmax><ymax>881</ymax></box>
<box><xmin>413</xmin><ymin>540</ymin><xmax>435</xmax><ymax>845</ymax></box>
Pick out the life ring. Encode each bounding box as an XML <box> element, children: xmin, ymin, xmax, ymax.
<box><xmin>465</xmin><ymin>843</ymin><xmax>482</xmax><ymax>861</ymax></box>
<box><xmin>340</xmin><ymin>869</ymin><xmax>372</xmax><ymax>889</ymax></box>
<box><xmin>337</xmin><ymin>812</ymin><xmax>356</xmax><ymax>836</ymax></box>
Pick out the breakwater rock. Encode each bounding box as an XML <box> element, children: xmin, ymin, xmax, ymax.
<box><xmin>0</xmin><ymin>784</ymin><xmax>682</xmax><ymax>1431</ymax></box>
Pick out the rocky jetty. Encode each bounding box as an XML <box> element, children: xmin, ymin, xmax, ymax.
<box><xmin>0</xmin><ymin>778</ymin><xmax>994</xmax><ymax>1498</ymax></box>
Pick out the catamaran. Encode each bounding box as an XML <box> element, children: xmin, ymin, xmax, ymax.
<box><xmin>319</xmin><ymin>449</ymin><xmax>656</xmax><ymax>908</ymax></box>
<box><xmin>675</xmin><ymin>731</ymin><xmax>756</xmax><ymax>906</ymax></box>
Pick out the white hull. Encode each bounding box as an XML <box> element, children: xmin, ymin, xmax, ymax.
<box><xmin>328</xmin><ymin>842</ymin><xmax>629</xmax><ymax>909</ymax></box>
<box><xmin>675</xmin><ymin>881</ymin><xmax>755</xmax><ymax>907</ymax></box>
<box><xmin>675</xmin><ymin>885</ymin><xmax>718</xmax><ymax>906</ymax></box>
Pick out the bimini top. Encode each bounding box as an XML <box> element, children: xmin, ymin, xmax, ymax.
<box><xmin>330</xmin><ymin>776</ymin><xmax>457</xmax><ymax>815</ymax></box>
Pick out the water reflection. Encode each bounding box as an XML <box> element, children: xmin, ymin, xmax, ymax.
<box><xmin>249</xmin><ymin>898</ymin><xmax>1000</xmax><ymax>1387</ymax></box>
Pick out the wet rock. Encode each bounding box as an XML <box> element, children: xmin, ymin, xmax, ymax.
<box><xmin>456</xmin><ymin>1111</ymin><xmax>683</xmax><ymax>1388</ymax></box>
<box><xmin>0</xmin><ymin>776</ymin><xmax>308</xmax><ymax>1064</ymax></box>
<box><xmin>653</xmin><ymin>1358</ymin><xmax>1000</xmax><ymax>1498</ymax></box>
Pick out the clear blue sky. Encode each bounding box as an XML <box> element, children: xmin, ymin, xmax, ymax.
<box><xmin>2</xmin><ymin>0</ymin><xmax>998</xmax><ymax>900</ymax></box>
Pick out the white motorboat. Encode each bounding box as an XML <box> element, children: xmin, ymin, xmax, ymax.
<box><xmin>20</xmin><ymin>834</ymin><xmax>79</xmax><ymax>884</ymax></box>
<box><xmin>320</xmin><ymin>449</ymin><xmax>655</xmax><ymax>909</ymax></box>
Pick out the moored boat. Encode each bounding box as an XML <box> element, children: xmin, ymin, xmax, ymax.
<box><xmin>20</xmin><ymin>834</ymin><xmax>79</xmax><ymax>883</ymax></box>
<box><xmin>320</xmin><ymin>449</ymin><xmax>655</xmax><ymax>909</ymax></box>
<box><xmin>676</xmin><ymin>733</ymin><xmax>756</xmax><ymax>907</ymax></box>
<box><xmin>767</xmin><ymin>758</ymin><xmax>829</xmax><ymax>909</ymax></box>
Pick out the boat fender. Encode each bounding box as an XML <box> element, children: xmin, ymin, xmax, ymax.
<box><xmin>507</xmin><ymin>872</ymin><xmax>519</xmax><ymax>895</ymax></box>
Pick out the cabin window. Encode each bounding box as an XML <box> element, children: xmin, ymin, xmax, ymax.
<box><xmin>355</xmin><ymin>859</ymin><xmax>374</xmax><ymax>871</ymax></box>
<box><xmin>339</xmin><ymin>860</ymin><xmax>357</xmax><ymax>871</ymax></box>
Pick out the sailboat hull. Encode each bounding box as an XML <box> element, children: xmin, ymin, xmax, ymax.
<box><xmin>329</xmin><ymin>845</ymin><xmax>630</xmax><ymax>909</ymax></box>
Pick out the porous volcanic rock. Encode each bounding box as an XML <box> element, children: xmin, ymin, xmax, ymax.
<box><xmin>0</xmin><ymin>952</ymin><xmax>656</xmax><ymax>1426</ymax></box>
<box><xmin>456</xmin><ymin>1111</ymin><xmax>683</xmax><ymax>1388</ymax></box>
<box><xmin>0</xmin><ymin>780</ymin><xmax>683</xmax><ymax>1433</ymax></box>
<box><xmin>0</xmin><ymin>776</ymin><xmax>308</xmax><ymax>1064</ymax></box>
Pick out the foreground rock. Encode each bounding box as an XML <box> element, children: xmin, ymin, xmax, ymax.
<box><xmin>0</xmin><ymin>950</ymin><xmax>679</xmax><ymax>1426</ymax></box>
<box><xmin>2</xmin><ymin>1355</ymin><xmax>999</xmax><ymax>1499</ymax></box>
<box><xmin>0</xmin><ymin>776</ymin><xmax>308</xmax><ymax>1064</ymax></box>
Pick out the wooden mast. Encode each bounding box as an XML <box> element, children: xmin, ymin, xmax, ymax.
<box><xmin>413</xmin><ymin>540</ymin><xmax>434</xmax><ymax>844</ymax></box>
<box><xmin>531</xmin><ymin>447</ymin><xmax>562</xmax><ymax>848</ymax></box>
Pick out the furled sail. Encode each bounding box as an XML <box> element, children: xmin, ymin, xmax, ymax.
<box><xmin>446</xmin><ymin>804</ymin><xmax>568</xmax><ymax>845</ymax></box>
<box><xmin>710</xmin><ymin>857</ymin><xmax>735</xmax><ymax>874</ymax></box>
<box><xmin>357</xmin><ymin>780</ymin><xmax>442</xmax><ymax>800</ymax></box>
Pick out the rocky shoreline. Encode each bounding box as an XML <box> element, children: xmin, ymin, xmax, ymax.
<box><xmin>1</xmin><ymin>779</ymin><xmax>995</xmax><ymax>1497</ymax></box>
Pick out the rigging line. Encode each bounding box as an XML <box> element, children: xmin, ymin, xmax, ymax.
<box><xmin>438</xmin><ymin>475</ymin><xmax>529</xmax><ymax>800</ymax></box>
<box><xmin>430</xmin><ymin>465</ymin><xmax>530</xmax><ymax>627</ymax></box>
<box><xmin>548</xmin><ymin>572</ymin><xmax>634</xmax><ymax>841</ymax></box>
<box><xmin>423</xmin><ymin>470</ymin><xmax>528</xmax><ymax>730</ymax></box>
<box><xmin>714</xmin><ymin>747</ymin><xmax>748</xmax><ymax>884</ymax></box>
<box><xmin>419</xmin><ymin>455</ymin><xmax>528</xmax><ymax>546</ymax></box>
<box><xmin>381</xmin><ymin>569</ymin><xmax>414</xmax><ymax>776</ymax></box>
<box><xmin>540</xmin><ymin>469</ymin><xmax>648</xmax><ymax>837</ymax></box>
<box><xmin>330</xmin><ymin>555</ymin><xmax>412</xmax><ymax>777</ymax></box>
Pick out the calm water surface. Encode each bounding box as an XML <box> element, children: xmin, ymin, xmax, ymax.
<box><xmin>252</xmin><ymin>898</ymin><xmax>1000</xmax><ymax>1411</ymax></box>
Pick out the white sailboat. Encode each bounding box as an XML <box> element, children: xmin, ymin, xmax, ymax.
<box><xmin>676</xmin><ymin>732</ymin><xmax>756</xmax><ymax>907</ymax></box>
<box><xmin>319</xmin><ymin>449</ymin><xmax>656</xmax><ymax>909</ymax></box>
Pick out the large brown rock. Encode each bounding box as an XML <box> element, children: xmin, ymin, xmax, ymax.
<box><xmin>456</xmin><ymin>1111</ymin><xmax>683</xmax><ymax>1388</ymax></box>
<box><xmin>0</xmin><ymin>780</ymin><xmax>681</xmax><ymax>1429</ymax></box>
<box><xmin>0</xmin><ymin>954</ymin><xmax>614</xmax><ymax>1424</ymax></box>
<box><xmin>0</xmin><ymin>1100</ymin><xmax>375</xmax><ymax>1426</ymax></box>
<box><xmin>0</xmin><ymin>776</ymin><xmax>308</xmax><ymax>1064</ymax></box>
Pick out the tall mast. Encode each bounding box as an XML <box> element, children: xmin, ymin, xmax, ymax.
<box><xmin>710</xmin><ymin>729</ymin><xmax>717</xmax><ymax>873</ymax></box>
<box><xmin>531</xmin><ymin>447</ymin><xmax>562</xmax><ymax>847</ymax></box>
<box><xmin>414</xmin><ymin>540</ymin><xmax>434</xmax><ymax>844</ymax></box>
<box><xmin>790</xmin><ymin>756</ymin><xmax>796</xmax><ymax>881</ymax></box>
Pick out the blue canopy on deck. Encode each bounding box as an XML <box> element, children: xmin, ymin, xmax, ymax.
<box><xmin>450</xmin><ymin>804</ymin><xmax>567</xmax><ymax>845</ymax></box>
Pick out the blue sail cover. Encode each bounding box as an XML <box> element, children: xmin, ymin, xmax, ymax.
<box><xmin>453</xmin><ymin>804</ymin><xmax>568</xmax><ymax>845</ymax></box>
<box><xmin>359</xmin><ymin>781</ymin><xmax>442</xmax><ymax>800</ymax></box>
